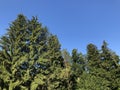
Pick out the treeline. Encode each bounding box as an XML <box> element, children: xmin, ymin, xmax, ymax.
<box><xmin>0</xmin><ymin>14</ymin><xmax>120</xmax><ymax>90</ymax></box>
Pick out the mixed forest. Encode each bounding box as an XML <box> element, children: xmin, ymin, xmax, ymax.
<box><xmin>0</xmin><ymin>14</ymin><xmax>120</xmax><ymax>90</ymax></box>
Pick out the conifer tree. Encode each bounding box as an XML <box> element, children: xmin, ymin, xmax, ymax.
<box><xmin>100</xmin><ymin>41</ymin><xmax>120</xmax><ymax>89</ymax></box>
<box><xmin>0</xmin><ymin>14</ymin><xmax>65</xmax><ymax>90</ymax></box>
<box><xmin>1</xmin><ymin>14</ymin><xmax>120</xmax><ymax>90</ymax></box>
<box><xmin>72</xmin><ymin>49</ymin><xmax>85</xmax><ymax>74</ymax></box>
<box><xmin>76</xmin><ymin>72</ymin><xmax>110</xmax><ymax>90</ymax></box>
<box><xmin>0</xmin><ymin>14</ymin><xmax>28</xmax><ymax>89</ymax></box>
<box><xmin>47</xmin><ymin>35</ymin><xmax>64</xmax><ymax>67</ymax></box>
<box><xmin>43</xmin><ymin>35</ymin><xmax>67</xmax><ymax>89</ymax></box>
<box><xmin>87</xmin><ymin>43</ymin><xmax>101</xmax><ymax>69</ymax></box>
<box><xmin>71</xmin><ymin>49</ymin><xmax>86</xmax><ymax>89</ymax></box>
<box><xmin>86</xmin><ymin>43</ymin><xmax>102</xmax><ymax>78</ymax></box>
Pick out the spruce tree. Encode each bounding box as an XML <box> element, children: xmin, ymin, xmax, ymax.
<box><xmin>1</xmin><ymin>14</ymin><xmax>120</xmax><ymax>90</ymax></box>
<box><xmin>47</xmin><ymin>35</ymin><xmax>64</xmax><ymax>67</ymax></box>
<box><xmin>0</xmin><ymin>14</ymin><xmax>28</xmax><ymax>89</ymax></box>
<box><xmin>71</xmin><ymin>49</ymin><xmax>86</xmax><ymax>89</ymax></box>
<box><xmin>100</xmin><ymin>41</ymin><xmax>120</xmax><ymax>89</ymax></box>
<box><xmin>0</xmin><ymin>14</ymin><xmax>65</xmax><ymax>90</ymax></box>
<box><xmin>83</xmin><ymin>43</ymin><xmax>110</xmax><ymax>89</ymax></box>
<box><xmin>76</xmin><ymin>72</ymin><xmax>110</xmax><ymax>90</ymax></box>
<box><xmin>86</xmin><ymin>43</ymin><xmax>102</xmax><ymax>80</ymax></box>
<box><xmin>87</xmin><ymin>43</ymin><xmax>101</xmax><ymax>69</ymax></box>
<box><xmin>72</xmin><ymin>49</ymin><xmax>85</xmax><ymax>74</ymax></box>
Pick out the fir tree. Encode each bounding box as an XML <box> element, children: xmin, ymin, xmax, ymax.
<box><xmin>71</xmin><ymin>49</ymin><xmax>86</xmax><ymax>89</ymax></box>
<box><xmin>0</xmin><ymin>14</ymin><xmax>28</xmax><ymax>90</ymax></box>
<box><xmin>0</xmin><ymin>14</ymin><xmax>120</xmax><ymax>90</ymax></box>
<box><xmin>0</xmin><ymin>14</ymin><xmax>65</xmax><ymax>90</ymax></box>
<box><xmin>87</xmin><ymin>43</ymin><xmax>101</xmax><ymax>70</ymax></box>
<box><xmin>100</xmin><ymin>41</ymin><xmax>120</xmax><ymax>89</ymax></box>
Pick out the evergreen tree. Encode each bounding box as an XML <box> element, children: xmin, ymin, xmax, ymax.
<box><xmin>0</xmin><ymin>14</ymin><xmax>65</xmax><ymax>90</ymax></box>
<box><xmin>76</xmin><ymin>72</ymin><xmax>110</xmax><ymax>90</ymax></box>
<box><xmin>87</xmin><ymin>43</ymin><xmax>101</xmax><ymax>70</ymax></box>
<box><xmin>72</xmin><ymin>49</ymin><xmax>86</xmax><ymax>74</ymax></box>
<box><xmin>71</xmin><ymin>49</ymin><xmax>86</xmax><ymax>89</ymax></box>
<box><xmin>100</xmin><ymin>41</ymin><xmax>120</xmax><ymax>89</ymax></box>
<box><xmin>0</xmin><ymin>14</ymin><xmax>120</xmax><ymax>90</ymax></box>
<box><xmin>0</xmin><ymin>14</ymin><xmax>28</xmax><ymax>90</ymax></box>
<box><xmin>43</xmin><ymin>35</ymin><xmax>68</xmax><ymax>89</ymax></box>
<box><xmin>86</xmin><ymin>43</ymin><xmax>102</xmax><ymax>80</ymax></box>
<box><xmin>46</xmin><ymin>35</ymin><xmax>64</xmax><ymax>67</ymax></box>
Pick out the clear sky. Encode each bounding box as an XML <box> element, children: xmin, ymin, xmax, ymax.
<box><xmin>0</xmin><ymin>0</ymin><xmax>120</xmax><ymax>54</ymax></box>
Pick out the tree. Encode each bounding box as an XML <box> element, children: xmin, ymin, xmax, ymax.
<box><xmin>86</xmin><ymin>43</ymin><xmax>102</xmax><ymax>81</ymax></box>
<box><xmin>0</xmin><ymin>14</ymin><xmax>28</xmax><ymax>90</ymax></box>
<box><xmin>0</xmin><ymin>14</ymin><xmax>120</xmax><ymax>90</ymax></box>
<box><xmin>87</xmin><ymin>43</ymin><xmax>101</xmax><ymax>70</ymax></box>
<box><xmin>72</xmin><ymin>49</ymin><xmax>86</xmax><ymax>74</ymax></box>
<box><xmin>0</xmin><ymin>14</ymin><xmax>65</xmax><ymax>90</ymax></box>
<box><xmin>76</xmin><ymin>72</ymin><xmax>110</xmax><ymax>90</ymax></box>
<box><xmin>62</xmin><ymin>49</ymin><xmax>72</xmax><ymax>67</ymax></box>
<box><xmin>100</xmin><ymin>41</ymin><xmax>120</xmax><ymax>89</ymax></box>
<box><xmin>46</xmin><ymin>35</ymin><xmax>64</xmax><ymax>67</ymax></box>
<box><xmin>71</xmin><ymin>49</ymin><xmax>86</xmax><ymax>89</ymax></box>
<box><xmin>85</xmin><ymin>42</ymin><xmax>120</xmax><ymax>89</ymax></box>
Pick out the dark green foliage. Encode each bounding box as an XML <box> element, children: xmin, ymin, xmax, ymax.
<box><xmin>0</xmin><ymin>14</ymin><xmax>65</xmax><ymax>90</ymax></box>
<box><xmin>72</xmin><ymin>49</ymin><xmax>86</xmax><ymax>75</ymax></box>
<box><xmin>0</xmin><ymin>14</ymin><xmax>28</xmax><ymax>89</ymax></box>
<box><xmin>0</xmin><ymin>14</ymin><xmax>120</xmax><ymax>90</ymax></box>
<box><xmin>86</xmin><ymin>43</ymin><xmax>102</xmax><ymax>78</ymax></box>
<box><xmin>80</xmin><ymin>41</ymin><xmax>120</xmax><ymax>90</ymax></box>
<box><xmin>76</xmin><ymin>72</ymin><xmax>110</xmax><ymax>90</ymax></box>
<box><xmin>71</xmin><ymin>49</ymin><xmax>86</xmax><ymax>89</ymax></box>
<box><xmin>99</xmin><ymin>41</ymin><xmax>120</xmax><ymax>90</ymax></box>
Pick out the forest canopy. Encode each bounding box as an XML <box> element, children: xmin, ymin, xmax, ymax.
<box><xmin>0</xmin><ymin>14</ymin><xmax>120</xmax><ymax>90</ymax></box>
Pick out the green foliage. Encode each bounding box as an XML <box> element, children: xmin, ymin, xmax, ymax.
<box><xmin>0</xmin><ymin>14</ymin><xmax>120</xmax><ymax>90</ymax></box>
<box><xmin>0</xmin><ymin>14</ymin><xmax>64</xmax><ymax>89</ymax></box>
<box><xmin>87</xmin><ymin>43</ymin><xmax>101</xmax><ymax>69</ymax></box>
<box><xmin>100</xmin><ymin>41</ymin><xmax>120</xmax><ymax>89</ymax></box>
<box><xmin>76</xmin><ymin>72</ymin><xmax>110</xmax><ymax>90</ymax></box>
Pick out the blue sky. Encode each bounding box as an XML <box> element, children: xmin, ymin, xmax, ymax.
<box><xmin>0</xmin><ymin>0</ymin><xmax>120</xmax><ymax>54</ymax></box>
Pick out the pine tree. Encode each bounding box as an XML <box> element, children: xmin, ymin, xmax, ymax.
<box><xmin>0</xmin><ymin>14</ymin><xmax>65</xmax><ymax>90</ymax></box>
<box><xmin>86</xmin><ymin>43</ymin><xmax>103</xmax><ymax>81</ymax></box>
<box><xmin>84</xmin><ymin>43</ymin><xmax>111</xmax><ymax>89</ymax></box>
<box><xmin>100</xmin><ymin>41</ymin><xmax>120</xmax><ymax>89</ymax></box>
<box><xmin>1</xmin><ymin>14</ymin><xmax>120</xmax><ymax>90</ymax></box>
<box><xmin>42</xmin><ymin>35</ymin><xmax>67</xmax><ymax>89</ymax></box>
<box><xmin>46</xmin><ymin>35</ymin><xmax>64</xmax><ymax>67</ymax></box>
<box><xmin>76</xmin><ymin>72</ymin><xmax>110</xmax><ymax>90</ymax></box>
<box><xmin>21</xmin><ymin>16</ymin><xmax>49</xmax><ymax>89</ymax></box>
<box><xmin>0</xmin><ymin>14</ymin><xmax>28</xmax><ymax>89</ymax></box>
<box><xmin>87</xmin><ymin>43</ymin><xmax>101</xmax><ymax>70</ymax></box>
<box><xmin>72</xmin><ymin>49</ymin><xmax>86</xmax><ymax>74</ymax></box>
<box><xmin>71</xmin><ymin>49</ymin><xmax>86</xmax><ymax>89</ymax></box>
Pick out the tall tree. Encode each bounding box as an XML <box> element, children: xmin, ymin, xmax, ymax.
<box><xmin>71</xmin><ymin>49</ymin><xmax>86</xmax><ymax>89</ymax></box>
<box><xmin>0</xmin><ymin>14</ymin><xmax>65</xmax><ymax>90</ymax></box>
<box><xmin>0</xmin><ymin>14</ymin><xmax>28</xmax><ymax>89</ymax></box>
<box><xmin>72</xmin><ymin>49</ymin><xmax>86</xmax><ymax>74</ymax></box>
<box><xmin>0</xmin><ymin>14</ymin><xmax>120</xmax><ymax>90</ymax></box>
<box><xmin>46</xmin><ymin>35</ymin><xmax>64</xmax><ymax>67</ymax></box>
<box><xmin>87</xmin><ymin>43</ymin><xmax>101</xmax><ymax>69</ymax></box>
<box><xmin>100</xmin><ymin>41</ymin><xmax>120</xmax><ymax>89</ymax></box>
